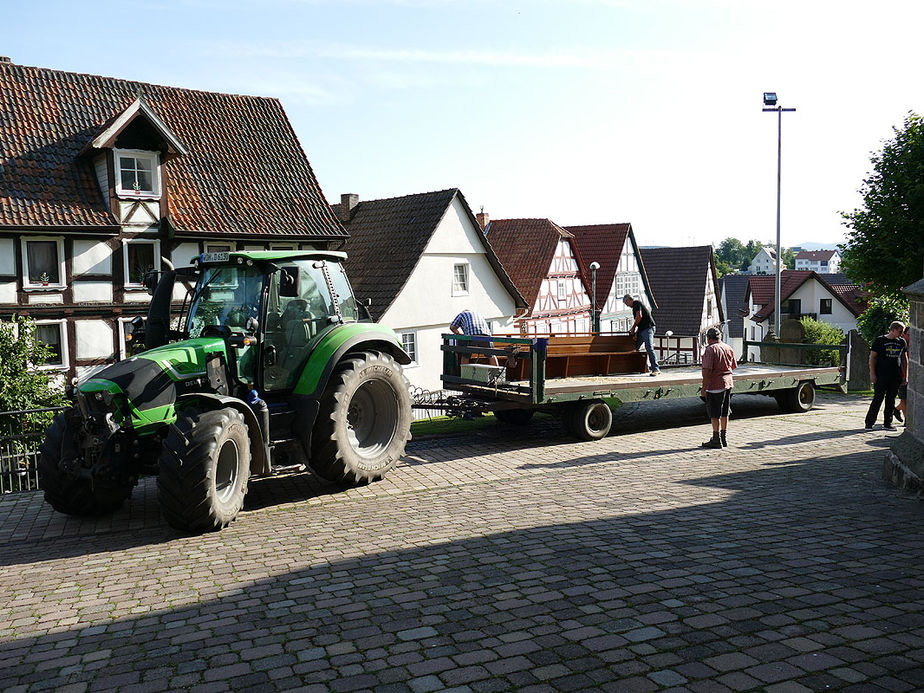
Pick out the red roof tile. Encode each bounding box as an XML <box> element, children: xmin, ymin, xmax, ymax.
<box><xmin>0</xmin><ymin>61</ymin><xmax>344</xmax><ymax>239</ymax></box>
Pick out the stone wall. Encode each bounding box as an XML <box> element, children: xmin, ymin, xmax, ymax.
<box><xmin>884</xmin><ymin>276</ymin><xmax>924</xmax><ymax>491</ymax></box>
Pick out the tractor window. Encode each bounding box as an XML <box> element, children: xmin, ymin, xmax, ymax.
<box><xmin>262</xmin><ymin>261</ymin><xmax>336</xmax><ymax>392</ymax></box>
<box><xmin>187</xmin><ymin>265</ymin><xmax>265</xmax><ymax>339</ymax></box>
<box><xmin>326</xmin><ymin>262</ymin><xmax>359</xmax><ymax>322</ymax></box>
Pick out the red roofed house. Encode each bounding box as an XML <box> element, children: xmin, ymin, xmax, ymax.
<box><xmin>484</xmin><ymin>219</ymin><xmax>592</xmax><ymax>335</ymax></box>
<box><xmin>795</xmin><ymin>249</ymin><xmax>841</xmax><ymax>273</ymax></box>
<box><xmin>566</xmin><ymin>223</ymin><xmax>656</xmax><ymax>334</ymax></box>
<box><xmin>743</xmin><ymin>270</ymin><xmax>866</xmax><ymax>360</ymax></box>
<box><xmin>0</xmin><ymin>58</ymin><xmax>344</xmax><ymax>382</ymax></box>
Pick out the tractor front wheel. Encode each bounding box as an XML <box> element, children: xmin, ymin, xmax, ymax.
<box><xmin>310</xmin><ymin>352</ymin><xmax>412</xmax><ymax>485</ymax></box>
<box><xmin>157</xmin><ymin>407</ymin><xmax>251</xmax><ymax>532</ymax></box>
<box><xmin>38</xmin><ymin>410</ymin><xmax>135</xmax><ymax>516</ymax></box>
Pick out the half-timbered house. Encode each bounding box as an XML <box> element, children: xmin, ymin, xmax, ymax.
<box><xmin>0</xmin><ymin>58</ymin><xmax>344</xmax><ymax>382</ymax></box>
<box><xmin>484</xmin><ymin>219</ymin><xmax>592</xmax><ymax>335</ymax></box>
<box><xmin>567</xmin><ymin>223</ymin><xmax>656</xmax><ymax>334</ymax></box>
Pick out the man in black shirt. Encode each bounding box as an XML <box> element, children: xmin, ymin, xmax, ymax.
<box><xmin>623</xmin><ymin>294</ymin><xmax>660</xmax><ymax>376</ymax></box>
<box><xmin>865</xmin><ymin>320</ymin><xmax>908</xmax><ymax>431</ymax></box>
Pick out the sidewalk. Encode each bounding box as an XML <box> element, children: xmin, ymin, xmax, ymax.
<box><xmin>1</xmin><ymin>392</ymin><xmax>921</xmax><ymax>692</ymax></box>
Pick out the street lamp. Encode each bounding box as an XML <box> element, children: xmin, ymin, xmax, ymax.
<box><xmin>763</xmin><ymin>92</ymin><xmax>796</xmax><ymax>338</ymax></box>
<box><xmin>589</xmin><ymin>261</ymin><xmax>600</xmax><ymax>333</ymax></box>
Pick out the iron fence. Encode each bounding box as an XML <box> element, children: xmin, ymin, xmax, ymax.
<box><xmin>0</xmin><ymin>407</ymin><xmax>66</xmax><ymax>494</ymax></box>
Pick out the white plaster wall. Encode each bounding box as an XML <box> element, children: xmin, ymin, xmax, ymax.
<box><xmin>172</xmin><ymin>242</ymin><xmax>201</xmax><ymax>267</ymax></box>
<box><xmin>76</xmin><ymin>321</ymin><xmax>114</xmax><ymax>360</ymax></box>
<box><xmin>77</xmin><ymin>364</ymin><xmax>110</xmax><ymax>383</ymax></box>
<box><xmin>28</xmin><ymin>293</ymin><xmax>63</xmax><ymax>304</ymax></box>
<box><xmin>72</xmin><ymin>281</ymin><xmax>113</xmax><ymax>303</ymax></box>
<box><xmin>0</xmin><ymin>239</ymin><xmax>14</xmax><ymax>275</ymax></box>
<box><xmin>788</xmin><ymin>282</ymin><xmax>857</xmax><ymax>333</ymax></box>
<box><xmin>0</xmin><ymin>282</ymin><xmax>15</xmax><ymax>304</ymax></box>
<box><xmin>72</xmin><ymin>239</ymin><xmax>112</xmax><ymax>275</ymax></box>
<box><xmin>124</xmin><ymin>292</ymin><xmax>152</xmax><ymax>303</ymax></box>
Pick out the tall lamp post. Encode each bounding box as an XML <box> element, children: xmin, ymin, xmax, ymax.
<box><xmin>589</xmin><ymin>261</ymin><xmax>600</xmax><ymax>333</ymax></box>
<box><xmin>762</xmin><ymin>92</ymin><xmax>795</xmax><ymax>338</ymax></box>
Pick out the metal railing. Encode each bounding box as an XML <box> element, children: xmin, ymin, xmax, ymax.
<box><xmin>0</xmin><ymin>407</ymin><xmax>66</xmax><ymax>494</ymax></box>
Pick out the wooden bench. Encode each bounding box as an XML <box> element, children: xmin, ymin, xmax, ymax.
<box><xmin>501</xmin><ymin>335</ymin><xmax>649</xmax><ymax>380</ymax></box>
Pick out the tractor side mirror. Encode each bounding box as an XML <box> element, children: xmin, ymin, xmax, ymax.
<box><xmin>280</xmin><ymin>266</ymin><xmax>299</xmax><ymax>298</ymax></box>
<box><xmin>264</xmin><ymin>345</ymin><xmax>277</xmax><ymax>367</ymax></box>
<box><xmin>126</xmin><ymin>315</ymin><xmax>146</xmax><ymax>354</ymax></box>
<box><xmin>143</xmin><ymin>270</ymin><xmax>159</xmax><ymax>296</ymax></box>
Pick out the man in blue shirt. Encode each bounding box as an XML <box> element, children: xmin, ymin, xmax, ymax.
<box><xmin>450</xmin><ymin>309</ymin><xmax>498</xmax><ymax>366</ymax></box>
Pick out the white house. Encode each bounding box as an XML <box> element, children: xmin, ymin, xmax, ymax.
<box><xmin>748</xmin><ymin>246</ymin><xmax>778</xmax><ymax>275</ymax></box>
<box><xmin>335</xmin><ymin>190</ymin><xmax>527</xmax><ymax>393</ymax></box>
<box><xmin>0</xmin><ymin>59</ymin><xmax>344</xmax><ymax>383</ymax></box>
<box><xmin>483</xmin><ymin>218</ymin><xmax>592</xmax><ymax>336</ymax></box>
<box><xmin>743</xmin><ymin>270</ymin><xmax>865</xmax><ymax>361</ymax></box>
<box><xmin>567</xmin><ymin>223</ymin><xmax>657</xmax><ymax>334</ymax></box>
<box><xmin>795</xmin><ymin>249</ymin><xmax>841</xmax><ymax>273</ymax></box>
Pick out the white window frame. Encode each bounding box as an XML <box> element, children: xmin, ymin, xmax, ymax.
<box><xmin>117</xmin><ymin>317</ymin><xmax>138</xmax><ymax>359</ymax></box>
<box><xmin>33</xmin><ymin>319</ymin><xmax>68</xmax><ymax>371</ymax></box>
<box><xmin>557</xmin><ymin>280</ymin><xmax>567</xmax><ymax>300</ymax></box>
<box><xmin>114</xmin><ymin>149</ymin><xmax>161</xmax><ymax>199</ymax></box>
<box><xmin>399</xmin><ymin>331</ymin><xmax>418</xmax><ymax>366</ymax></box>
<box><xmin>21</xmin><ymin>236</ymin><xmax>66</xmax><ymax>291</ymax></box>
<box><xmin>122</xmin><ymin>238</ymin><xmax>161</xmax><ymax>289</ymax></box>
<box><xmin>452</xmin><ymin>263</ymin><xmax>469</xmax><ymax>296</ymax></box>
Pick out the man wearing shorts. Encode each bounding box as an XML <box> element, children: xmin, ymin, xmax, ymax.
<box><xmin>701</xmin><ymin>327</ymin><xmax>737</xmax><ymax>449</ymax></box>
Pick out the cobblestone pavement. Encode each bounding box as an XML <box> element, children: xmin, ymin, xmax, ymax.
<box><xmin>1</xmin><ymin>392</ymin><xmax>923</xmax><ymax>692</ymax></box>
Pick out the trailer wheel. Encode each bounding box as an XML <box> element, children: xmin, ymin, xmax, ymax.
<box><xmin>158</xmin><ymin>407</ymin><xmax>250</xmax><ymax>532</ymax></box>
<box><xmin>311</xmin><ymin>352</ymin><xmax>412</xmax><ymax>485</ymax></box>
<box><xmin>495</xmin><ymin>409</ymin><xmax>534</xmax><ymax>426</ymax></box>
<box><xmin>778</xmin><ymin>381</ymin><xmax>816</xmax><ymax>413</ymax></box>
<box><xmin>565</xmin><ymin>401</ymin><xmax>613</xmax><ymax>441</ymax></box>
<box><xmin>38</xmin><ymin>410</ymin><xmax>135</xmax><ymax>516</ymax></box>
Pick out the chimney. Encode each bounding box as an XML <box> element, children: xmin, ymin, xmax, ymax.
<box><xmin>339</xmin><ymin>193</ymin><xmax>359</xmax><ymax>222</ymax></box>
<box><xmin>476</xmin><ymin>207</ymin><xmax>489</xmax><ymax>231</ymax></box>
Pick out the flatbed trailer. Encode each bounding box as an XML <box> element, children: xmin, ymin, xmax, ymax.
<box><xmin>430</xmin><ymin>334</ymin><xmax>847</xmax><ymax>440</ymax></box>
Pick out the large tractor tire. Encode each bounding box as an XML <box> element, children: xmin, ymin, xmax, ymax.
<box><xmin>310</xmin><ymin>352</ymin><xmax>412</xmax><ymax>485</ymax></box>
<box><xmin>564</xmin><ymin>401</ymin><xmax>613</xmax><ymax>441</ymax></box>
<box><xmin>38</xmin><ymin>410</ymin><xmax>134</xmax><ymax>516</ymax></box>
<box><xmin>777</xmin><ymin>380</ymin><xmax>816</xmax><ymax>413</ymax></box>
<box><xmin>157</xmin><ymin>407</ymin><xmax>251</xmax><ymax>532</ymax></box>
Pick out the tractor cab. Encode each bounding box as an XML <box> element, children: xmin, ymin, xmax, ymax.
<box><xmin>184</xmin><ymin>250</ymin><xmax>361</xmax><ymax>394</ymax></box>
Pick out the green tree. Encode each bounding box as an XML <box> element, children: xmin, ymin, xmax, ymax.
<box><xmin>799</xmin><ymin>317</ymin><xmax>845</xmax><ymax>366</ymax></box>
<box><xmin>716</xmin><ymin>238</ymin><xmax>746</xmax><ymax>268</ymax></box>
<box><xmin>743</xmin><ymin>239</ymin><xmax>766</xmax><ymax>271</ymax></box>
<box><xmin>782</xmin><ymin>248</ymin><xmax>796</xmax><ymax>269</ymax></box>
<box><xmin>855</xmin><ymin>295</ymin><xmax>910</xmax><ymax>346</ymax></box>
<box><xmin>0</xmin><ymin>316</ymin><xmax>68</xmax><ymax>412</ymax></box>
<box><xmin>840</xmin><ymin>112</ymin><xmax>924</xmax><ymax>301</ymax></box>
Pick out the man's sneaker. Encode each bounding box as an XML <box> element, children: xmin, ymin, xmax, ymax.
<box><xmin>865</xmin><ymin>424</ymin><xmax>874</xmax><ymax>430</ymax></box>
<box><xmin>884</xmin><ymin>424</ymin><xmax>897</xmax><ymax>431</ymax></box>
<box><xmin>895</xmin><ymin>410</ymin><xmax>904</xmax><ymax>423</ymax></box>
<box><xmin>650</xmin><ymin>370</ymin><xmax>660</xmax><ymax>377</ymax></box>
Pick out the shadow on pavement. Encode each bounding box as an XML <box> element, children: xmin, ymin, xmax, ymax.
<box><xmin>1</xmin><ymin>446</ymin><xmax>922</xmax><ymax>692</ymax></box>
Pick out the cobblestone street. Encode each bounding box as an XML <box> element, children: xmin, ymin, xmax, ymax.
<box><xmin>1</xmin><ymin>392</ymin><xmax>922</xmax><ymax>692</ymax></box>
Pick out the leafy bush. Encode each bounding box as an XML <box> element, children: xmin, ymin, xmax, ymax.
<box><xmin>800</xmin><ymin>317</ymin><xmax>845</xmax><ymax>366</ymax></box>
<box><xmin>0</xmin><ymin>317</ymin><xmax>68</xmax><ymax>412</ymax></box>
<box><xmin>856</xmin><ymin>295</ymin><xmax>909</xmax><ymax>346</ymax></box>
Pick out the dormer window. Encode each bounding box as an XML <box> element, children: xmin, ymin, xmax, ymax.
<box><xmin>115</xmin><ymin>149</ymin><xmax>160</xmax><ymax>198</ymax></box>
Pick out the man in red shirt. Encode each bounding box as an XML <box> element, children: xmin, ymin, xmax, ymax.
<box><xmin>701</xmin><ymin>327</ymin><xmax>738</xmax><ymax>449</ymax></box>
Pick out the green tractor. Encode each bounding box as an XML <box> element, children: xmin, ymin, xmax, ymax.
<box><xmin>38</xmin><ymin>250</ymin><xmax>413</xmax><ymax>532</ymax></box>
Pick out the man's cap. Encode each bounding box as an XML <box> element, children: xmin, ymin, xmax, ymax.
<box><xmin>706</xmin><ymin>327</ymin><xmax>721</xmax><ymax>340</ymax></box>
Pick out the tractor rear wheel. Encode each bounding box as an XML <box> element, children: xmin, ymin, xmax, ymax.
<box><xmin>310</xmin><ymin>352</ymin><xmax>412</xmax><ymax>485</ymax></box>
<box><xmin>157</xmin><ymin>407</ymin><xmax>250</xmax><ymax>532</ymax></box>
<box><xmin>38</xmin><ymin>410</ymin><xmax>134</xmax><ymax>516</ymax></box>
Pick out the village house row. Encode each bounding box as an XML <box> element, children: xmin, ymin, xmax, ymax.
<box><xmin>0</xmin><ymin>59</ymin><xmax>865</xmax><ymax>393</ymax></box>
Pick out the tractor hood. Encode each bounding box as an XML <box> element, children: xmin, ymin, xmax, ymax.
<box><xmin>78</xmin><ymin>337</ymin><xmax>227</xmax><ymax>432</ymax></box>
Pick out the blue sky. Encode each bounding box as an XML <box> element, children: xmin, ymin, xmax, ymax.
<box><xmin>4</xmin><ymin>0</ymin><xmax>924</xmax><ymax>249</ymax></box>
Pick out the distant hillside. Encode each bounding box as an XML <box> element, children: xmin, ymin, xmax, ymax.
<box><xmin>795</xmin><ymin>241</ymin><xmax>841</xmax><ymax>251</ymax></box>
